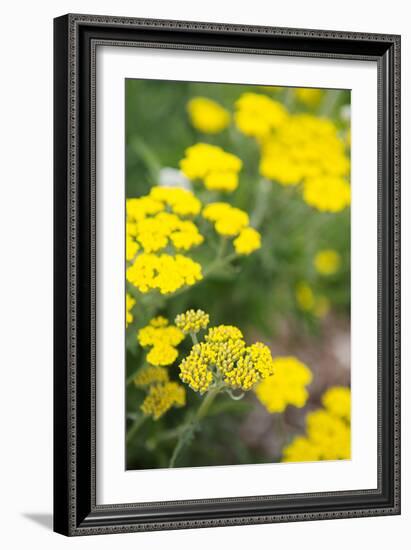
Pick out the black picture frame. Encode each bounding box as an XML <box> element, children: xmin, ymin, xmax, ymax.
<box><xmin>53</xmin><ymin>13</ymin><xmax>401</xmax><ymax>536</ymax></box>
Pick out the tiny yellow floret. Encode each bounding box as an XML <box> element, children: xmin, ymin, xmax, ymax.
<box><xmin>175</xmin><ymin>309</ymin><xmax>210</xmax><ymax>334</ymax></box>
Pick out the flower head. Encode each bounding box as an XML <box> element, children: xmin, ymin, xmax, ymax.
<box><xmin>175</xmin><ymin>309</ymin><xmax>210</xmax><ymax>334</ymax></box>
<box><xmin>233</xmin><ymin>227</ymin><xmax>261</xmax><ymax>255</ymax></box>
<box><xmin>180</xmin><ymin>143</ymin><xmax>242</xmax><ymax>192</ymax></box>
<box><xmin>141</xmin><ymin>382</ymin><xmax>186</xmax><ymax>420</ymax></box>
<box><xmin>255</xmin><ymin>356</ymin><xmax>313</xmax><ymax>413</ymax></box>
<box><xmin>259</xmin><ymin>113</ymin><xmax>350</xmax><ymax>199</ymax></box>
<box><xmin>202</xmin><ymin>202</ymin><xmax>249</xmax><ymax>237</ymax></box>
<box><xmin>314</xmin><ymin>249</ymin><xmax>341</xmax><ymax>275</ymax></box>
<box><xmin>127</xmin><ymin>253</ymin><xmax>203</xmax><ymax>295</ymax></box>
<box><xmin>282</xmin><ymin>386</ymin><xmax>351</xmax><ymax>462</ymax></box>
<box><xmin>295</xmin><ymin>282</ymin><xmax>315</xmax><ymax>311</ymax></box>
<box><xmin>147</xmin><ymin>344</ymin><xmax>179</xmax><ymax>366</ymax></box>
<box><xmin>303</xmin><ymin>176</ymin><xmax>351</xmax><ymax>212</ymax></box>
<box><xmin>235</xmin><ymin>93</ymin><xmax>288</xmax><ymax>138</ymax></box>
<box><xmin>322</xmin><ymin>386</ymin><xmax>351</xmax><ymax>421</ymax></box>
<box><xmin>187</xmin><ymin>97</ymin><xmax>230</xmax><ymax>134</ymax></box>
<box><xmin>137</xmin><ymin>317</ymin><xmax>184</xmax><ymax>366</ymax></box>
<box><xmin>294</xmin><ymin>87</ymin><xmax>323</xmax><ymax>106</ymax></box>
<box><xmin>178</xmin><ymin>320</ymin><xmax>275</xmax><ymax>394</ymax></box>
<box><xmin>134</xmin><ymin>366</ymin><xmax>169</xmax><ymax>387</ymax></box>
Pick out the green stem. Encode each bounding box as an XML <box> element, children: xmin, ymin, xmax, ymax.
<box><xmin>169</xmin><ymin>385</ymin><xmax>221</xmax><ymax>468</ymax></box>
<box><xmin>250</xmin><ymin>178</ymin><xmax>272</xmax><ymax>229</ymax></box>
<box><xmin>126</xmin><ymin>414</ymin><xmax>147</xmax><ymax>444</ymax></box>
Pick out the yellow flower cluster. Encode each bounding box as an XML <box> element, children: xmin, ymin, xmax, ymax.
<box><xmin>141</xmin><ymin>381</ymin><xmax>186</xmax><ymax>420</ymax></box>
<box><xmin>303</xmin><ymin>176</ymin><xmax>351</xmax><ymax>212</ymax></box>
<box><xmin>321</xmin><ymin>386</ymin><xmax>350</xmax><ymax>422</ymax></box>
<box><xmin>235</xmin><ymin>93</ymin><xmax>288</xmax><ymax>139</ymax></box>
<box><xmin>258</xmin><ymin>113</ymin><xmax>350</xmax><ymax>212</ymax></box>
<box><xmin>282</xmin><ymin>386</ymin><xmax>351</xmax><ymax>462</ymax></box>
<box><xmin>233</xmin><ymin>227</ymin><xmax>261</xmax><ymax>255</ymax></box>
<box><xmin>202</xmin><ymin>202</ymin><xmax>249</xmax><ymax>236</ymax></box>
<box><xmin>187</xmin><ymin>97</ymin><xmax>230</xmax><ymax>134</ymax></box>
<box><xmin>295</xmin><ymin>282</ymin><xmax>330</xmax><ymax>318</ymax></box>
<box><xmin>255</xmin><ymin>356</ymin><xmax>313</xmax><ymax>413</ymax></box>
<box><xmin>126</xmin><ymin>187</ymin><xmax>204</xmax><ymax>295</ymax></box>
<box><xmin>175</xmin><ymin>309</ymin><xmax>210</xmax><ymax>334</ymax></box>
<box><xmin>178</xmin><ymin>317</ymin><xmax>275</xmax><ymax>394</ymax></box>
<box><xmin>179</xmin><ymin>143</ymin><xmax>242</xmax><ymax>192</ymax></box>
<box><xmin>126</xmin><ymin>293</ymin><xmax>136</xmax><ymax>327</ymax></box>
<box><xmin>314</xmin><ymin>249</ymin><xmax>341</xmax><ymax>275</ymax></box>
<box><xmin>294</xmin><ymin>87</ymin><xmax>323</xmax><ymax>106</ymax></box>
<box><xmin>127</xmin><ymin>253</ymin><xmax>203</xmax><ymax>295</ymax></box>
<box><xmin>134</xmin><ymin>365</ymin><xmax>169</xmax><ymax>387</ymax></box>
<box><xmin>202</xmin><ymin>202</ymin><xmax>262</xmax><ymax>254</ymax></box>
<box><xmin>138</xmin><ymin>317</ymin><xmax>184</xmax><ymax>366</ymax></box>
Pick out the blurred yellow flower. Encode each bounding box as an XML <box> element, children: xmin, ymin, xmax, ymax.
<box><xmin>282</xmin><ymin>386</ymin><xmax>351</xmax><ymax>462</ymax></box>
<box><xmin>295</xmin><ymin>282</ymin><xmax>315</xmax><ymax>311</ymax></box>
<box><xmin>134</xmin><ymin>366</ymin><xmax>169</xmax><ymax>387</ymax></box>
<box><xmin>322</xmin><ymin>386</ymin><xmax>351</xmax><ymax>422</ymax></box>
<box><xmin>149</xmin><ymin>186</ymin><xmax>201</xmax><ymax>217</ymax></box>
<box><xmin>180</xmin><ymin>143</ymin><xmax>242</xmax><ymax>192</ymax></box>
<box><xmin>314</xmin><ymin>249</ymin><xmax>341</xmax><ymax>275</ymax></box>
<box><xmin>147</xmin><ymin>344</ymin><xmax>179</xmax><ymax>366</ymax></box>
<box><xmin>233</xmin><ymin>227</ymin><xmax>262</xmax><ymax>255</ymax></box>
<box><xmin>138</xmin><ymin>317</ymin><xmax>184</xmax><ymax>348</ymax></box>
<box><xmin>141</xmin><ymin>382</ymin><xmax>186</xmax><ymax>420</ymax></box>
<box><xmin>187</xmin><ymin>97</ymin><xmax>230</xmax><ymax>134</ymax></box>
<box><xmin>126</xmin><ymin>294</ymin><xmax>136</xmax><ymax>327</ymax></box>
<box><xmin>175</xmin><ymin>309</ymin><xmax>210</xmax><ymax>334</ymax></box>
<box><xmin>202</xmin><ymin>202</ymin><xmax>249</xmax><ymax>237</ymax></box>
<box><xmin>303</xmin><ymin>176</ymin><xmax>351</xmax><ymax>212</ymax></box>
<box><xmin>235</xmin><ymin>93</ymin><xmax>288</xmax><ymax>138</ymax></box>
<box><xmin>255</xmin><ymin>356</ymin><xmax>313</xmax><ymax>413</ymax></box>
<box><xmin>127</xmin><ymin>253</ymin><xmax>203</xmax><ymax>294</ymax></box>
<box><xmin>294</xmin><ymin>87</ymin><xmax>323</xmax><ymax>106</ymax></box>
<box><xmin>260</xmin><ymin>114</ymin><xmax>350</xmax><ymax>200</ymax></box>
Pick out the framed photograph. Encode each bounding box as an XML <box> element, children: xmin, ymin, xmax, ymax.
<box><xmin>53</xmin><ymin>14</ymin><xmax>400</xmax><ymax>536</ymax></box>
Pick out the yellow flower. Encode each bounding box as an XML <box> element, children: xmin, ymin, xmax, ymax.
<box><xmin>127</xmin><ymin>253</ymin><xmax>203</xmax><ymax>294</ymax></box>
<box><xmin>202</xmin><ymin>202</ymin><xmax>249</xmax><ymax>237</ymax></box>
<box><xmin>303</xmin><ymin>176</ymin><xmax>351</xmax><ymax>212</ymax></box>
<box><xmin>126</xmin><ymin>196</ymin><xmax>164</xmax><ymax>222</ymax></box>
<box><xmin>260</xmin><ymin>114</ymin><xmax>350</xmax><ymax>190</ymax></box>
<box><xmin>294</xmin><ymin>88</ymin><xmax>323</xmax><ymax>106</ymax></box>
<box><xmin>149</xmin><ymin>186</ymin><xmax>202</xmax><ymax>217</ymax></box>
<box><xmin>178</xmin><ymin>321</ymin><xmax>275</xmax><ymax>394</ymax></box>
<box><xmin>295</xmin><ymin>282</ymin><xmax>315</xmax><ymax>311</ymax></box>
<box><xmin>314</xmin><ymin>249</ymin><xmax>341</xmax><ymax>275</ymax></box>
<box><xmin>134</xmin><ymin>366</ymin><xmax>169</xmax><ymax>387</ymax></box>
<box><xmin>179</xmin><ymin>342</ymin><xmax>216</xmax><ymax>393</ymax></box>
<box><xmin>255</xmin><ymin>356</ymin><xmax>313</xmax><ymax>413</ymax></box>
<box><xmin>282</xmin><ymin>387</ymin><xmax>351</xmax><ymax>462</ymax></box>
<box><xmin>141</xmin><ymin>382</ymin><xmax>186</xmax><ymax>420</ymax></box>
<box><xmin>147</xmin><ymin>344</ymin><xmax>179</xmax><ymax>366</ymax></box>
<box><xmin>126</xmin><ymin>294</ymin><xmax>136</xmax><ymax>327</ymax></box>
<box><xmin>233</xmin><ymin>227</ymin><xmax>261</xmax><ymax>255</ymax></box>
<box><xmin>235</xmin><ymin>93</ymin><xmax>288</xmax><ymax>138</ymax></box>
<box><xmin>322</xmin><ymin>386</ymin><xmax>351</xmax><ymax>422</ymax></box>
<box><xmin>187</xmin><ymin>97</ymin><xmax>230</xmax><ymax>134</ymax></box>
<box><xmin>175</xmin><ymin>309</ymin><xmax>210</xmax><ymax>334</ymax></box>
<box><xmin>180</xmin><ymin>143</ymin><xmax>242</xmax><ymax>192</ymax></box>
<box><xmin>205</xmin><ymin>325</ymin><xmax>243</xmax><ymax>343</ymax></box>
<box><xmin>137</xmin><ymin>318</ymin><xmax>184</xmax><ymax>348</ymax></box>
